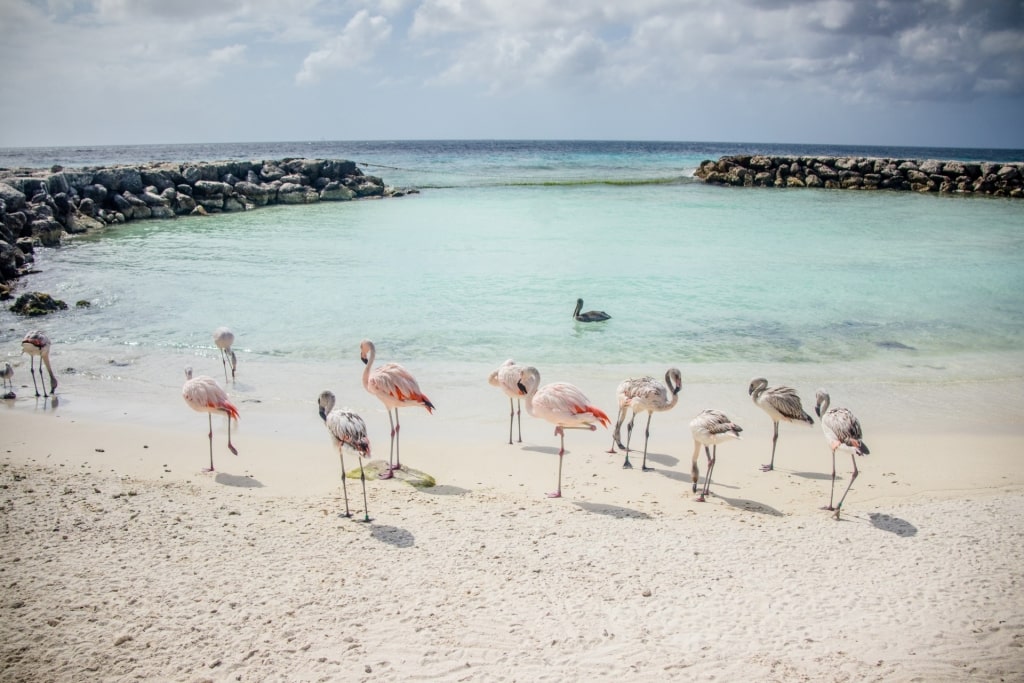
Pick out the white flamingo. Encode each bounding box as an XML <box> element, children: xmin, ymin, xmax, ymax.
<box><xmin>182</xmin><ymin>367</ymin><xmax>239</xmax><ymax>472</ymax></box>
<box><xmin>319</xmin><ymin>390</ymin><xmax>372</xmax><ymax>522</ymax></box>
<box><xmin>213</xmin><ymin>327</ymin><xmax>237</xmax><ymax>382</ymax></box>
<box><xmin>608</xmin><ymin>368</ymin><xmax>683</xmax><ymax>471</ymax></box>
<box><xmin>572</xmin><ymin>298</ymin><xmax>611</xmax><ymax>322</ymax></box>
<box><xmin>488</xmin><ymin>359</ymin><xmax>537</xmax><ymax>444</ymax></box>
<box><xmin>1</xmin><ymin>361</ymin><xmax>14</xmax><ymax>394</ymax></box>
<box><xmin>815</xmin><ymin>389</ymin><xmax>870</xmax><ymax>520</ymax></box>
<box><xmin>748</xmin><ymin>377</ymin><xmax>813</xmax><ymax>472</ymax></box>
<box><xmin>517</xmin><ymin>366</ymin><xmax>610</xmax><ymax>498</ymax></box>
<box><xmin>21</xmin><ymin>331</ymin><xmax>57</xmax><ymax>397</ymax></box>
<box><xmin>689</xmin><ymin>409</ymin><xmax>743</xmax><ymax>502</ymax></box>
<box><xmin>360</xmin><ymin>339</ymin><xmax>435</xmax><ymax>479</ymax></box>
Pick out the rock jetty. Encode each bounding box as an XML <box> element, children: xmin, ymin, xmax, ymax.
<box><xmin>694</xmin><ymin>155</ymin><xmax>1024</xmax><ymax>198</ymax></box>
<box><xmin>0</xmin><ymin>158</ymin><xmax>411</xmax><ymax>292</ymax></box>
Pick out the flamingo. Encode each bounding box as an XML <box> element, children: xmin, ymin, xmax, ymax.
<box><xmin>360</xmin><ymin>339</ymin><xmax>435</xmax><ymax>479</ymax></box>
<box><xmin>318</xmin><ymin>390</ymin><xmax>372</xmax><ymax>522</ymax></box>
<box><xmin>608</xmin><ymin>368</ymin><xmax>683</xmax><ymax>471</ymax></box>
<box><xmin>213</xmin><ymin>327</ymin><xmax>237</xmax><ymax>382</ymax></box>
<box><xmin>182</xmin><ymin>367</ymin><xmax>239</xmax><ymax>472</ymax></box>
<box><xmin>748</xmin><ymin>377</ymin><xmax>813</xmax><ymax>472</ymax></box>
<box><xmin>689</xmin><ymin>409</ymin><xmax>743</xmax><ymax>502</ymax></box>
<box><xmin>815</xmin><ymin>389</ymin><xmax>870</xmax><ymax>520</ymax></box>
<box><xmin>1</xmin><ymin>361</ymin><xmax>14</xmax><ymax>396</ymax></box>
<box><xmin>573</xmin><ymin>298</ymin><xmax>611</xmax><ymax>322</ymax></box>
<box><xmin>517</xmin><ymin>366</ymin><xmax>610</xmax><ymax>498</ymax></box>
<box><xmin>21</xmin><ymin>331</ymin><xmax>57</xmax><ymax>397</ymax></box>
<box><xmin>488</xmin><ymin>359</ymin><xmax>537</xmax><ymax>444</ymax></box>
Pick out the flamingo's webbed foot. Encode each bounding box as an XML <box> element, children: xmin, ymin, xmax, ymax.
<box><xmin>760</xmin><ymin>464</ymin><xmax>773</xmax><ymax>472</ymax></box>
<box><xmin>641</xmin><ymin>466</ymin><xmax>654</xmax><ymax>472</ymax></box>
<box><xmin>378</xmin><ymin>469</ymin><xmax>395</xmax><ymax>480</ymax></box>
<box><xmin>546</xmin><ymin>491</ymin><xmax>562</xmax><ymax>499</ymax></box>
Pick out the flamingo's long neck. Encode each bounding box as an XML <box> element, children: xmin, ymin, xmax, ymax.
<box><xmin>361</xmin><ymin>346</ymin><xmax>374</xmax><ymax>390</ymax></box>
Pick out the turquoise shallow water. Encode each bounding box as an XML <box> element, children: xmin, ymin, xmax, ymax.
<box><xmin>1</xmin><ymin>140</ymin><xmax>1022</xmax><ymax>424</ymax></box>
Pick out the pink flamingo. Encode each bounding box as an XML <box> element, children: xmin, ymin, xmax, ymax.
<box><xmin>488</xmin><ymin>359</ymin><xmax>537</xmax><ymax>444</ymax></box>
<box><xmin>608</xmin><ymin>368</ymin><xmax>683</xmax><ymax>471</ymax></box>
<box><xmin>213</xmin><ymin>327</ymin><xmax>237</xmax><ymax>383</ymax></box>
<box><xmin>748</xmin><ymin>377</ymin><xmax>813</xmax><ymax>472</ymax></box>
<box><xmin>360</xmin><ymin>339</ymin><xmax>435</xmax><ymax>479</ymax></box>
<box><xmin>815</xmin><ymin>389</ymin><xmax>870</xmax><ymax>520</ymax></box>
<box><xmin>21</xmin><ymin>330</ymin><xmax>57</xmax><ymax>397</ymax></box>
<box><xmin>689</xmin><ymin>409</ymin><xmax>743</xmax><ymax>502</ymax></box>
<box><xmin>517</xmin><ymin>366</ymin><xmax>610</xmax><ymax>498</ymax></box>
<box><xmin>319</xmin><ymin>390</ymin><xmax>372</xmax><ymax>522</ymax></box>
<box><xmin>182</xmin><ymin>367</ymin><xmax>239</xmax><ymax>472</ymax></box>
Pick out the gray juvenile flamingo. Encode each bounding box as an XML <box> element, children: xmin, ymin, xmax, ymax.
<box><xmin>689</xmin><ymin>409</ymin><xmax>743</xmax><ymax>502</ymax></box>
<box><xmin>318</xmin><ymin>390</ymin><xmax>372</xmax><ymax>522</ymax></box>
<box><xmin>608</xmin><ymin>368</ymin><xmax>683</xmax><ymax>471</ymax></box>
<box><xmin>748</xmin><ymin>377</ymin><xmax>813</xmax><ymax>472</ymax></box>
<box><xmin>815</xmin><ymin>389</ymin><xmax>870</xmax><ymax>520</ymax></box>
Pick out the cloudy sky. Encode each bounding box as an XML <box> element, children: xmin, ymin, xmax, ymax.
<box><xmin>2</xmin><ymin>0</ymin><xmax>1022</xmax><ymax>149</ymax></box>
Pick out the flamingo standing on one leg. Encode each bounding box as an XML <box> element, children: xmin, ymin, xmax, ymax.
<box><xmin>517</xmin><ymin>366</ymin><xmax>610</xmax><ymax>498</ymax></box>
<box><xmin>572</xmin><ymin>298</ymin><xmax>611</xmax><ymax>322</ymax></box>
<box><xmin>1</xmin><ymin>362</ymin><xmax>14</xmax><ymax>395</ymax></box>
<box><xmin>815</xmin><ymin>389</ymin><xmax>870</xmax><ymax>520</ymax></box>
<box><xmin>748</xmin><ymin>377</ymin><xmax>813</xmax><ymax>472</ymax></box>
<box><xmin>488</xmin><ymin>359</ymin><xmax>537</xmax><ymax>444</ymax></box>
<box><xmin>182</xmin><ymin>367</ymin><xmax>239</xmax><ymax>472</ymax></box>
<box><xmin>213</xmin><ymin>327</ymin><xmax>237</xmax><ymax>383</ymax></box>
<box><xmin>608</xmin><ymin>368</ymin><xmax>682</xmax><ymax>471</ymax></box>
<box><xmin>318</xmin><ymin>390</ymin><xmax>372</xmax><ymax>522</ymax></box>
<box><xmin>21</xmin><ymin>331</ymin><xmax>57</xmax><ymax>397</ymax></box>
<box><xmin>360</xmin><ymin>339</ymin><xmax>435</xmax><ymax>480</ymax></box>
<box><xmin>689</xmin><ymin>409</ymin><xmax>743</xmax><ymax>502</ymax></box>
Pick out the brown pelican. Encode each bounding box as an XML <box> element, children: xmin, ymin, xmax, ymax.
<box><xmin>573</xmin><ymin>298</ymin><xmax>610</xmax><ymax>322</ymax></box>
<box><xmin>748</xmin><ymin>377</ymin><xmax>813</xmax><ymax>472</ymax></box>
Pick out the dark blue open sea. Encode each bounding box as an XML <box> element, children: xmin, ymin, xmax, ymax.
<box><xmin>1</xmin><ymin>140</ymin><xmax>1022</xmax><ymax>437</ymax></box>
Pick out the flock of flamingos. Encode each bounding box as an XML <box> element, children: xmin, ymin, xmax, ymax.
<box><xmin>11</xmin><ymin>301</ymin><xmax>869</xmax><ymax>524</ymax></box>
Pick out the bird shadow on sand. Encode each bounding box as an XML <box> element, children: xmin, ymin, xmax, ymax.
<box><xmin>791</xmin><ymin>470</ymin><xmax>835</xmax><ymax>481</ymax></box>
<box><xmin>370</xmin><ymin>525</ymin><xmax>415</xmax><ymax>548</ymax></box>
<box><xmin>639</xmin><ymin>451</ymin><xmax>679</xmax><ymax>468</ymax></box>
<box><xmin>868</xmin><ymin>512</ymin><xmax>919</xmax><ymax>537</ymax></box>
<box><xmin>573</xmin><ymin>501</ymin><xmax>651</xmax><ymax>519</ymax></box>
<box><xmin>420</xmin><ymin>484</ymin><xmax>471</xmax><ymax>496</ymax></box>
<box><xmin>521</xmin><ymin>446</ymin><xmax>564</xmax><ymax>456</ymax></box>
<box><xmin>712</xmin><ymin>494</ymin><xmax>784</xmax><ymax>516</ymax></box>
<box><xmin>214</xmin><ymin>472</ymin><xmax>265</xmax><ymax>488</ymax></box>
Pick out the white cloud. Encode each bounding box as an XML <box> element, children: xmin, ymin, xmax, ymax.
<box><xmin>295</xmin><ymin>10</ymin><xmax>393</xmax><ymax>84</ymax></box>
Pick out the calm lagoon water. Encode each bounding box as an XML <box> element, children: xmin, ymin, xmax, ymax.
<box><xmin>1</xmin><ymin>140</ymin><xmax>1022</xmax><ymax>434</ymax></box>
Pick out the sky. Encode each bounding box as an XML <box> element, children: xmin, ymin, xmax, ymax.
<box><xmin>1</xmin><ymin>0</ymin><xmax>1022</xmax><ymax>149</ymax></box>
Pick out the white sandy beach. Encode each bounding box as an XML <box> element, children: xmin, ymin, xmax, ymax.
<box><xmin>1</xmin><ymin>361</ymin><xmax>1023</xmax><ymax>682</ymax></box>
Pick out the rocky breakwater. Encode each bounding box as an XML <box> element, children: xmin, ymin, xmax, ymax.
<box><xmin>0</xmin><ymin>158</ymin><xmax>412</xmax><ymax>293</ymax></box>
<box><xmin>694</xmin><ymin>155</ymin><xmax>1024</xmax><ymax>198</ymax></box>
